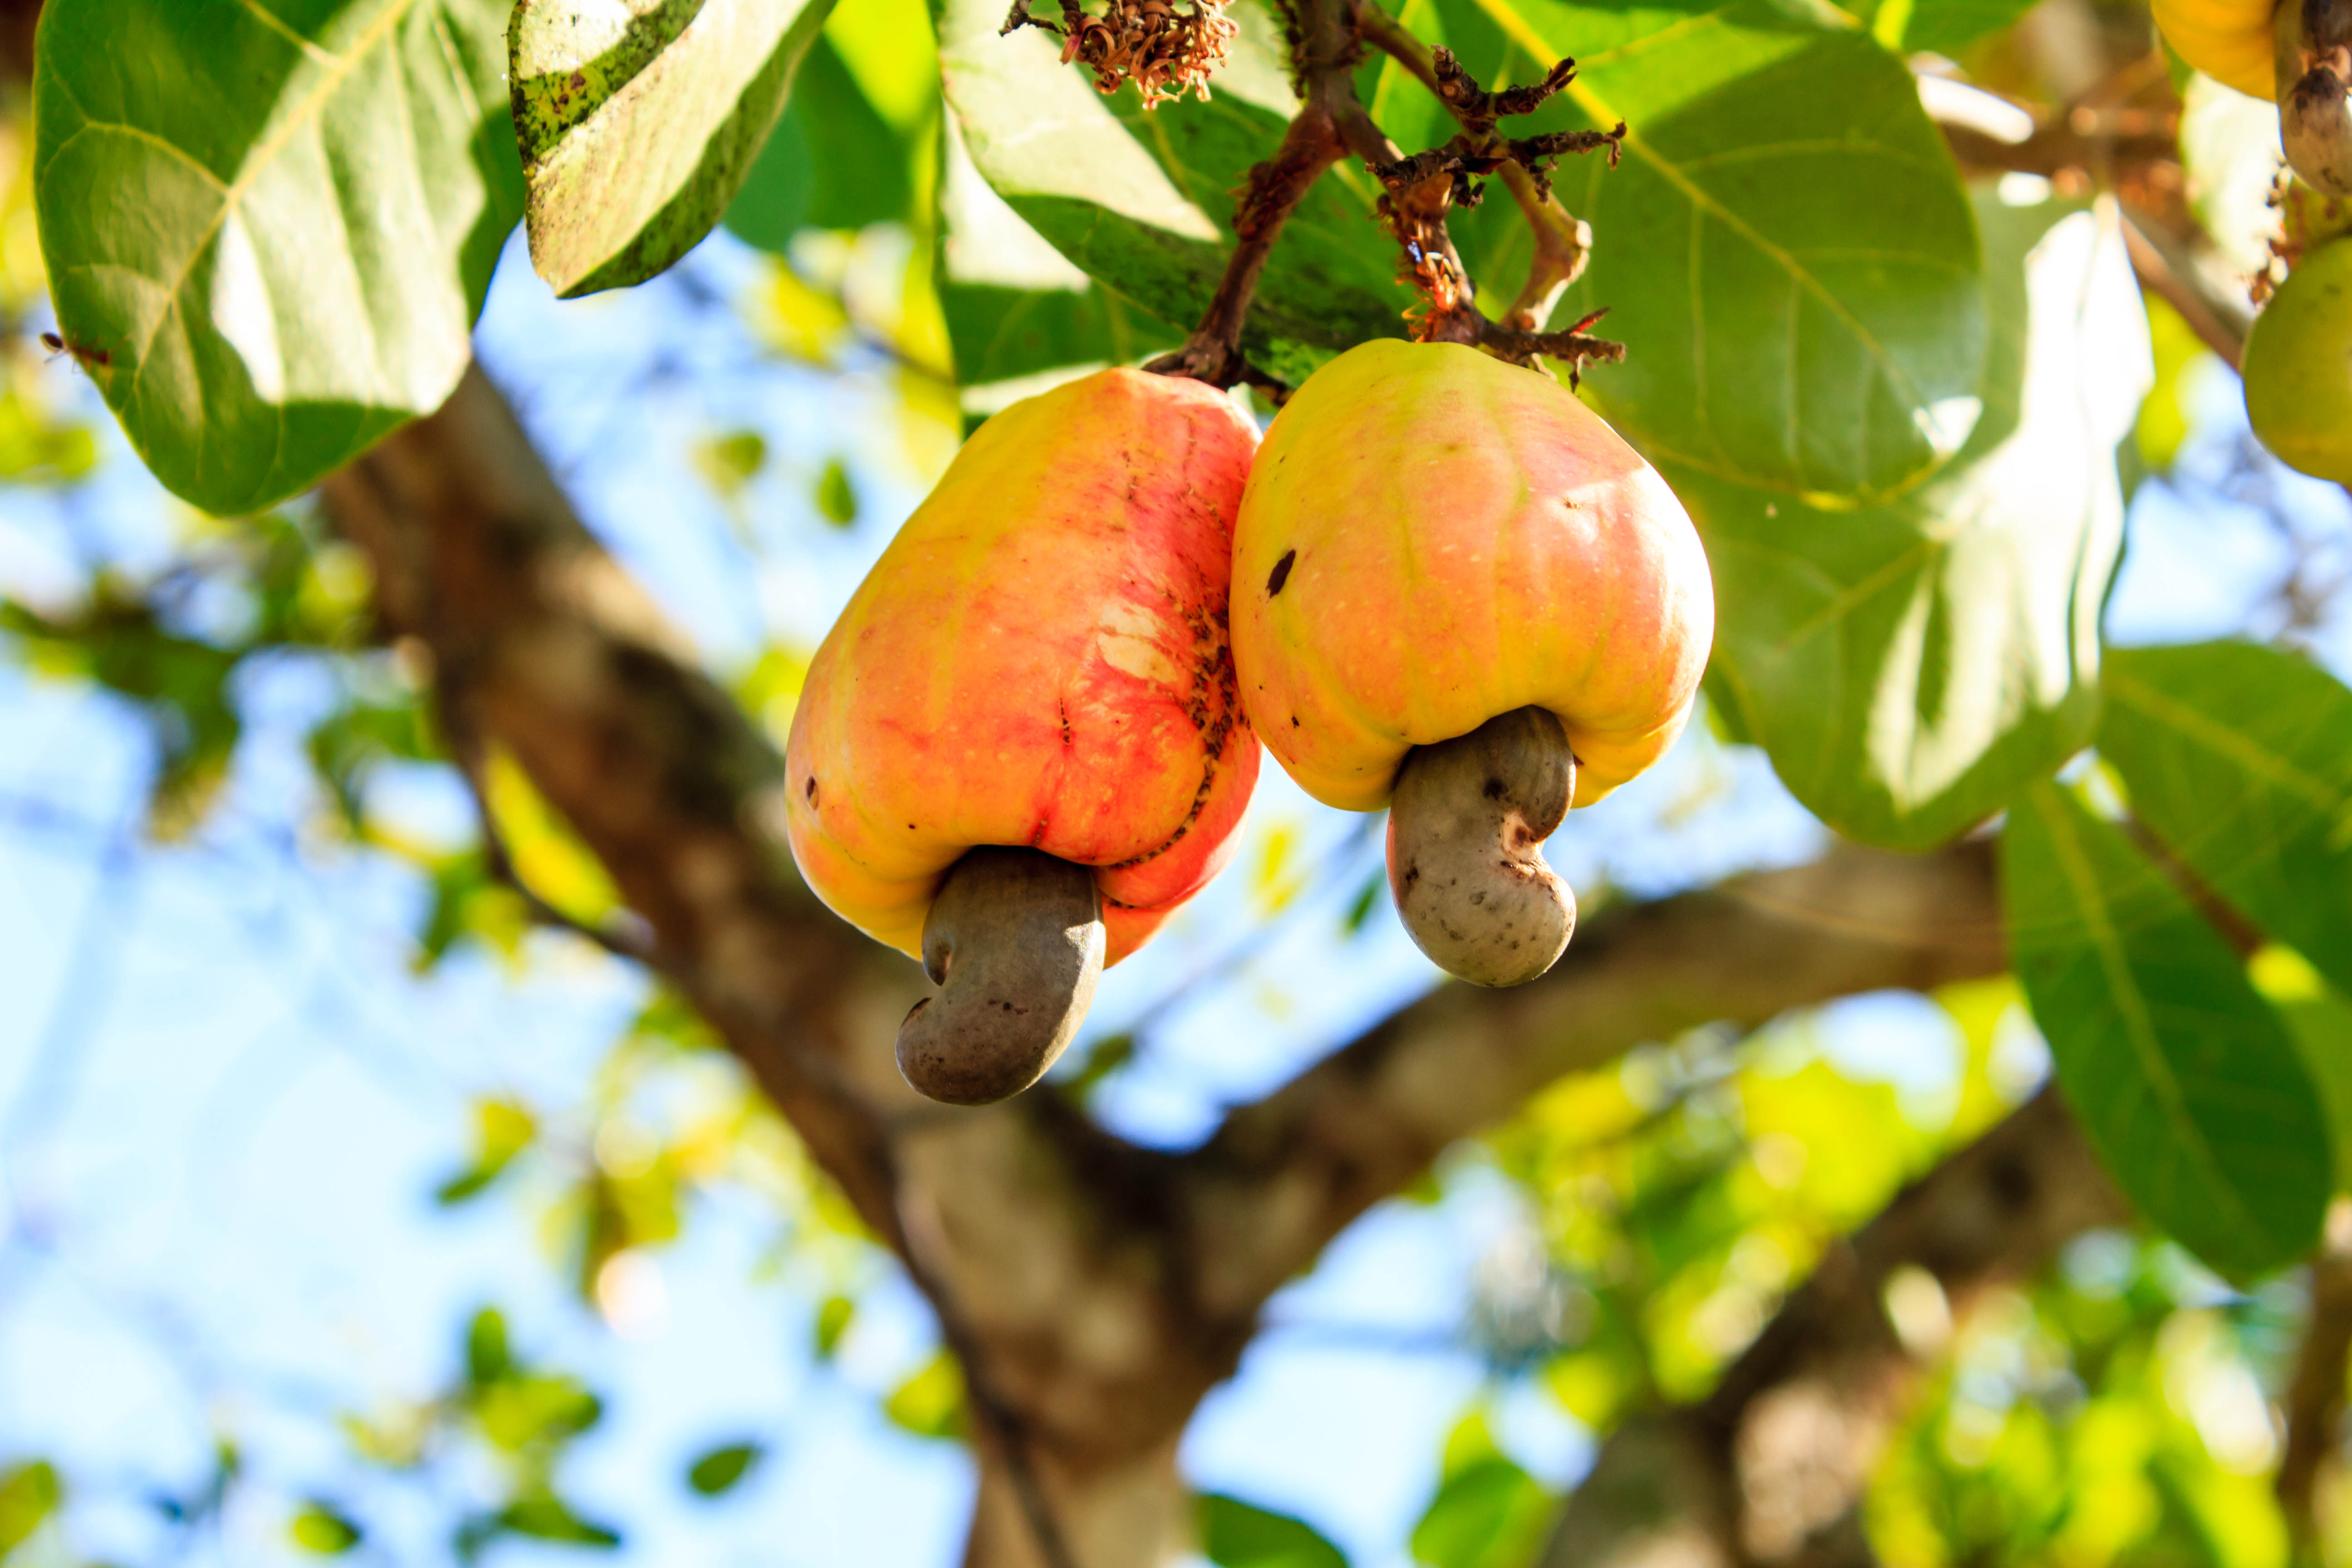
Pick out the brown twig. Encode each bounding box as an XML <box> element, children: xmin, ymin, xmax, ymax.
<box><xmin>1430</xmin><ymin>45</ymin><xmax>1577</xmax><ymax>134</ymax></box>
<box><xmin>1147</xmin><ymin>0</ymin><xmax>1625</xmax><ymax>385</ymax></box>
<box><xmin>1349</xmin><ymin>0</ymin><xmax>1613</xmax><ymax>333</ymax></box>
<box><xmin>1145</xmin><ymin>104</ymin><xmax>1346</xmax><ymax>388</ymax></box>
<box><xmin>2119</xmin><ymin>213</ymin><xmax>2249</xmax><ymax>369</ymax></box>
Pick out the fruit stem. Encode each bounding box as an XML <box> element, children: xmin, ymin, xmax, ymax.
<box><xmin>1386</xmin><ymin>706</ymin><xmax>1578</xmax><ymax>988</ymax></box>
<box><xmin>1350</xmin><ymin>4</ymin><xmax>1603</xmax><ymax>328</ymax></box>
<box><xmin>895</xmin><ymin>847</ymin><xmax>1106</xmax><ymax>1105</ymax></box>
<box><xmin>1145</xmin><ymin>105</ymin><xmax>1344</xmax><ymax>391</ymax></box>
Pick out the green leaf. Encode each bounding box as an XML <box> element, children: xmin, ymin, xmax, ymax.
<box><xmin>1438</xmin><ymin>0</ymin><xmax>1987</xmax><ymax>500</ymax></box>
<box><xmin>475</xmin><ymin>1372</ymin><xmax>604</xmax><ymax>1450</ymax></box>
<box><xmin>882</xmin><ymin>1350</ymin><xmax>967</xmax><ymax>1440</ymax></box>
<box><xmin>2254</xmin><ymin>949</ymin><xmax>2352</xmax><ymax>1191</ymax></box>
<box><xmin>1341</xmin><ymin>867</ymin><xmax>1385</xmax><ymax>937</ymax></box>
<box><xmin>1198</xmin><ymin>1492</ymin><xmax>1350</xmax><ymax>1568</ymax></box>
<box><xmin>1690</xmin><ymin>195</ymin><xmax>2144</xmax><ymax>848</ymax></box>
<box><xmin>433</xmin><ymin>1098</ymin><xmax>536</xmax><ymax>1205</ymax></box>
<box><xmin>813</xmin><ymin>1293</ymin><xmax>855</xmax><ymax>1359</ymax></box>
<box><xmin>1847</xmin><ymin>0</ymin><xmax>2041</xmax><ymax>55</ymax></box>
<box><xmin>724</xmin><ymin>37</ymin><xmax>915</xmax><ymax>248</ymax></box>
<box><xmin>465</xmin><ymin>1307</ymin><xmax>511</xmax><ymax>1388</ymax></box>
<box><xmin>511</xmin><ymin>0</ymin><xmax>838</xmax><ymax>297</ymax></box>
<box><xmin>685</xmin><ymin>1441</ymin><xmax>764</xmax><ymax>1496</ymax></box>
<box><xmin>815</xmin><ymin>458</ymin><xmax>858</xmax><ymax>526</ymax></box>
<box><xmin>498</xmin><ymin>1493</ymin><xmax>621</xmax><ymax>1548</ymax></box>
<box><xmin>0</xmin><ymin>1461</ymin><xmax>60</xmax><ymax>1554</ymax></box>
<box><xmin>290</xmin><ymin>1501</ymin><xmax>364</xmax><ymax>1554</ymax></box>
<box><xmin>938</xmin><ymin>0</ymin><xmax>1411</xmax><ymax>383</ymax></box>
<box><xmin>2002</xmin><ymin>781</ymin><xmax>2331</xmax><ymax>1282</ymax></box>
<box><xmin>1409</xmin><ymin>1456</ymin><xmax>1552</xmax><ymax>1568</ymax></box>
<box><xmin>33</xmin><ymin>0</ymin><xmax>524</xmax><ymax>514</ymax></box>
<box><xmin>941</xmin><ymin>280</ymin><xmax>1180</xmax><ymax>388</ymax></box>
<box><xmin>2099</xmin><ymin>642</ymin><xmax>2352</xmax><ymax>1000</ymax></box>
<box><xmin>934</xmin><ymin>101</ymin><xmax>1182</xmax><ymax>387</ymax></box>
<box><xmin>695</xmin><ymin>429</ymin><xmax>769</xmax><ymax>497</ymax></box>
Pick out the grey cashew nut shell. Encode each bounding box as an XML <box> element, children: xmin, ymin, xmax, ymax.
<box><xmin>894</xmin><ymin>846</ymin><xmax>1105</xmax><ymax>1106</ymax></box>
<box><xmin>1386</xmin><ymin>706</ymin><xmax>1578</xmax><ymax>989</ymax></box>
<box><xmin>2280</xmin><ymin>0</ymin><xmax>2352</xmax><ymax>197</ymax></box>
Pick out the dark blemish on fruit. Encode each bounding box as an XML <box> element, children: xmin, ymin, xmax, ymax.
<box><xmin>1483</xmin><ymin>776</ymin><xmax>1506</xmax><ymax>800</ymax></box>
<box><xmin>805</xmin><ymin>777</ymin><xmax>819</xmax><ymax>806</ymax></box>
<box><xmin>1267</xmin><ymin>549</ymin><xmax>1296</xmax><ymax>597</ymax></box>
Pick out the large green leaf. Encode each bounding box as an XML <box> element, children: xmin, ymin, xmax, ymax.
<box><xmin>725</xmin><ymin>37</ymin><xmax>915</xmax><ymax>247</ymax></box>
<box><xmin>1199</xmin><ymin>1493</ymin><xmax>1350</xmax><ymax>1568</ymax></box>
<box><xmin>936</xmin><ymin>116</ymin><xmax>1182</xmax><ymax>387</ymax></box>
<box><xmin>938</xmin><ymin>0</ymin><xmax>1411</xmax><ymax>383</ymax></box>
<box><xmin>1843</xmin><ymin>0</ymin><xmax>2042</xmax><ymax>55</ymax></box>
<box><xmin>1689</xmin><ymin>196</ymin><xmax>2145</xmax><ymax>848</ymax></box>
<box><xmin>2260</xmin><ymin>956</ymin><xmax>2352</xmax><ymax>1191</ymax></box>
<box><xmin>511</xmin><ymin>0</ymin><xmax>836</xmax><ymax>296</ymax></box>
<box><xmin>1409</xmin><ymin>1456</ymin><xmax>1552</xmax><ymax>1568</ymax></box>
<box><xmin>2100</xmin><ymin>642</ymin><xmax>2352</xmax><ymax>1000</ymax></box>
<box><xmin>32</xmin><ymin>0</ymin><xmax>522</xmax><ymax>514</ymax></box>
<box><xmin>1436</xmin><ymin>0</ymin><xmax>1987</xmax><ymax>501</ymax></box>
<box><xmin>2003</xmin><ymin>781</ymin><xmax>2331</xmax><ymax>1283</ymax></box>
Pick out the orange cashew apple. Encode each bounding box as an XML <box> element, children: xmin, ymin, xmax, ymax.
<box><xmin>1231</xmin><ymin>339</ymin><xmax>1713</xmax><ymax>987</ymax></box>
<box><xmin>784</xmin><ymin>368</ymin><xmax>1261</xmax><ymax>1104</ymax></box>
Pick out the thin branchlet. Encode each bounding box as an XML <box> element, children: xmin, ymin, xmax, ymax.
<box><xmin>1430</xmin><ymin>45</ymin><xmax>1578</xmax><ymax>131</ymax></box>
<box><xmin>1506</xmin><ymin>124</ymin><xmax>1626</xmax><ymax>198</ymax></box>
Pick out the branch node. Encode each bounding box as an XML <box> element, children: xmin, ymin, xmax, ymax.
<box><xmin>1476</xmin><ymin>306</ymin><xmax>1625</xmax><ymax>387</ymax></box>
<box><xmin>1429</xmin><ymin>45</ymin><xmax>1580</xmax><ymax>132</ymax></box>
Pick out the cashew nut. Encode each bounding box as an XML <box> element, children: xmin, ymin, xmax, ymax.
<box><xmin>1385</xmin><ymin>706</ymin><xmax>1577</xmax><ymax>988</ymax></box>
<box><xmin>895</xmin><ymin>847</ymin><xmax>1106</xmax><ymax>1105</ymax></box>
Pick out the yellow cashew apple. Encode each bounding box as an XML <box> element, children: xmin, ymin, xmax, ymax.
<box><xmin>2245</xmin><ymin>232</ymin><xmax>2352</xmax><ymax>481</ymax></box>
<box><xmin>784</xmin><ymin>368</ymin><xmax>1261</xmax><ymax>1103</ymax></box>
<box><xmin>1231</xmin><ymin>339</ymin><xmax>1713</xmax><ymax>986</ymax></box>
<box><xmin>2152</xmin><ymin>0</ymin><xmax>2274</xmax><ymax>100</ymax></box>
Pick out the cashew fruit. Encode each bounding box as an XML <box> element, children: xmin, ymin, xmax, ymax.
<box><xmin>1231</xmin><ymin>339</ymin><xmax>1713</xmax><ymax>985</ymax></box>
<box><xmin>2245</xmin><ymin>233</ymin><xmax>2352</xmax><ymax>481</ymax></box>
<box><xmin>2152</xmin><ymin>0</ymin><xmax>2352</xmax><ymax>195</ymax></box>
<box><xmin>785</xmin><ymin>368</ymin><xmax>1260</xmax><ymax>1099</ymax></box>
<box><xmin>2154</xmin><ymin>0</ymin><xmax>2276</xmax><ymax>100</ymax></box>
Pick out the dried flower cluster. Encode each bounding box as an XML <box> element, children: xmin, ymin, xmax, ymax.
<box><xmin>1003</xmin><ymin>0</ymin><xmax>1240</xmax><ymax>108</ymax></box>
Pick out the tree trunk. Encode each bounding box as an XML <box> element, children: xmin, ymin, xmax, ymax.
<box><xmin>963</xmin><ymin>1435</ymin><xmax>1189</xmax><ymax>1568</ymax></box>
